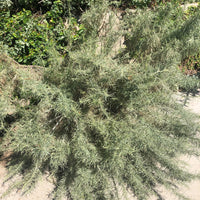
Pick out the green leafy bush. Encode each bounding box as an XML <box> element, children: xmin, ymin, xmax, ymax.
<box><xmin>1</xmin><ymin>0</ymin><xmax>91</xmax><ymax>15</ymax></box>
<box><xmin>0</xmin><ymin>9</ymin><xmax>50</xmax><ymax>64</ymax></box>
<box><xmin>1</xmin><ymin>2</ymin><xmax>200</xmax><ymax>200</ymax></box>
<box><xmin>1</xmin><ymin>0</ymin><xmax>52</xmax><ymax>13</ymax></box>
<box><xmin>0</xmin><ymin>2</ymin><xmax>86</xmax><ymax>65</ymax></box>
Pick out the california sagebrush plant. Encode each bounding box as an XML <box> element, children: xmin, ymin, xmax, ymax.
<box><xmin>1</xmin><ymin>2</ymin><xmax>200</xmax><ymax>200</ymax></box>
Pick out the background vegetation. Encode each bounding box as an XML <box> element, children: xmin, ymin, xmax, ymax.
<box><xmin>0</xmin><ymin>1</ymin><xmax>200</xmax><ymax>200</ymax></box>
<box><xmin>1</xmin><ymin>0</ymin><xmax>200</xmax><ymax>69</ymax></box>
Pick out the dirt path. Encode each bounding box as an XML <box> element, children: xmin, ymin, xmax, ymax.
<box><xmin>0</xmin><ymin>92</ymin><xmax>200</xmax><ymax>200</ymax></box>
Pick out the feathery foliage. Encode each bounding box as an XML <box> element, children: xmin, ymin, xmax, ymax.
<box><xmin>1</xmin><ymin>1</ymin><xmax>200</xmax><ymax>200</ymax></box>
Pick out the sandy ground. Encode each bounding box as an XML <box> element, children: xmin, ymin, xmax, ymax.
<box><xmin>0</xmin><ymin>92</ymin><xmax>200</xmax><ymax>200</ymax></box>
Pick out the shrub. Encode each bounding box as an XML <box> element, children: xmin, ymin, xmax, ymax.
<box><xmin>0</xmin><ymin>2</ymin><xmax>86</xmax><ymax>65</ymax></box>
<box><xmin>1</xmin><ymin>1</ymin><xmax>199</xmax><ymax>66</ymax></box>
<box><xmin>111</xmin><ymin>0</ymin><xmax>198</xmax><ymax>8</ymax></box>
<box><xmin>1</xmin><ymin>2</ymin><xmax>200</xmax><ymax>200</ymax></box>
<box><xmin>180</xmin><ymin>4</ymin><xmax>200</xmax><ymax>75</ymax></box>
<box><xmin>123</xmin><ymin>3</ymin><xmax>200</xmax><ymax>68</ymax></box>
